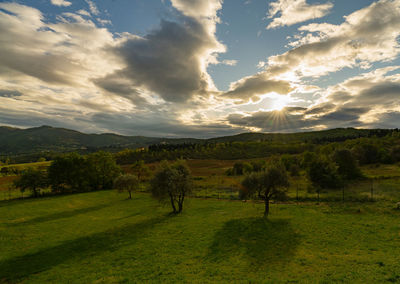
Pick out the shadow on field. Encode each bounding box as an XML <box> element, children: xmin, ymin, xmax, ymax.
<box><xmin>0</xmin><ymin>215</ymin><xmax>167</xmax><ymax>282</ymax></box>
<box><xmin>207</xmin><ymin>218</ymin><xmax>300</xmax><ymax>267</ymax></box>
<box><xmin>6</xmin><ymin>203</ymin><xmax>113</xmax><ymax>227</ymax></box>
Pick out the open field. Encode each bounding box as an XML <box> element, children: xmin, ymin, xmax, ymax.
<box><xmin>3</xmin><ymin>160</ymin><xmax>400</xmax><ymax>203</ymax></box>
<box><xmin>1</xmin><ymin>161</ymin><xmax>51</xmax><ymax>170</ymax></box>
<box><xmin>1</xmin><ymin>190</ymin><xmax>400</xmax><ymax>283</ymax></box>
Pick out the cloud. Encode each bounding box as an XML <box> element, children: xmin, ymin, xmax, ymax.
<box><xmin>221</xmin><ymin>59</ymin><xmax>238</xmax><ymax>66</ymax></box>
<box><xmin>0</xmin><ymin>1</ymin><xmax>236</xmax><ymax>137</ymax></box>
<box><xmin>0</xmin><ymin>90</ymin><xmax>22</xmax><ymax>98</ymax></box>
<box><xmin>50</xmin><ymin>0</ymin><xmax>72</xmax><ymax>7</ymax></box>
<box><xmin>85</xmin><ymin>0</ymin><xmax>99</xmax><ymax>15</ymax></box>
<box><xmin>267</xmin><ymin>0</ymin><xmax>333</xmax><ymax>29</ymax></box>
<box><xmin>169</xmin><ymin>0</ymin><xmax>222</xmax><ymax>19</ymax></box>
<box><xmin>93</xmin><ymin>1</ymin><xmax>225</xmax><ymax>104</ymax></box>
<box><xmin>1</xmin><ymin>1</ymin><xmax>400</xmax><ymax>137</ymax></box>
<box><xmin>227</xmin><ymin>106</ymin><xmax>367</xmax><ymax>132</ymax></box>
<box><xmin>271</xmin><ymin>0</ymin><xmax>400</xmax><ymax>77</ymax></box>
<box><xmin>0</xmin><ymin>3</ymin><xmax>116</xmax><ymax>87</ymax></box>
<box><xmin>227</xmin><ymin>64</ymin><xmax>400</xmax><ymax>132</ymax></box>
<box><xmin>226</xmin><ymin>0</ymin><xmax>400</xmax><ymax>105</ymax></box>
<box><xmin>223</xmin><ymin>72</ymin><xmax>293</xmax><ymax>103</ymax></box>
<box><xmin>90</xmin><ymin>111</ymin><xmax>241</xmax><ymax>138</ymax></box>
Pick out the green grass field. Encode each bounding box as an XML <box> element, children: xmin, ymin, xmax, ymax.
<box><xmin>1</xmin><ymin>190</ymin><xmax>400</xmax><ymax>283</ymax></box>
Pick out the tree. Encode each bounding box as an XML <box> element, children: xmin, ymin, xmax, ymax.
<box><xmin>114</xmin><ymin>174</ymin><xmax>139</xmax><ymax>199</ymax></box>
<box><xmin>150</xmin><ymin>160</ymin><xmax>192</xmax><ymax>213</ymax></box>
<box><xmin>351</xmin><ymin>143</ymin><xmax>379</xmax><ymax>165</ymax></box>
<box><xmin>86</xmin><ymin>151</ymin><xmax>121</xmax><ymax>190</ymax></box>
<box><xmin>241</xmin><ymin>162</ymin><xmax>289</xmax><ymax>217</ymax></box>
<box><xmin>48</xmin><ymin>153</ymin><xmax>89</xmax><ymax>192</ymax></box>
<box><xmin>48</xmin><ymin>151</ymin><xmax>120</xmax><ymax>193</ymax></box>
<box><xmin>307</xmin><ymin>156</ymin><xmax>342</xmax><ymax>201</ymax></box>
<box><xmin>250</xmin><ymin>160</ymin><xmax>266</xmax><ymax>172</ymax></box>
<box><xmin>13</xmin><ymin>168</ymin><xmax>47</xmax><ymax>197</ymax></box>
<box><xmin>131</xmin><ymin>160</ymin><xmax>150</xmax><ymax>182</ymax></box>
<box><xmin>333</xmin><ymin>149</ymin><xmax>362</xmax><ymax>180</ymax></box>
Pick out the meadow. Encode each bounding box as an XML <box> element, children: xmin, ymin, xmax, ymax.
<box><xmin>1</xmin><ymin>157</ymin><xmax>400</xmax><ymax>282</ymax></box>
<box><xmin>1</xmin><ymin>190</ymin><xmax>400</xmax><ymax>283</ymax></box>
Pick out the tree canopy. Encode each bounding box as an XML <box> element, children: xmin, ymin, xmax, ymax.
<box><xmin>241</xmin><ymin>162</ymin><xmax>289</xmax><ymax>217</ymax></box>
<box><xmin>150</xmin><ymin>160</ymin><xmax>192</xmax><ymax>213</ymax></box>
<box><xmin>13</xmin><ymin>168</ymin><xmax>47</xmax><ymax>197</ymax></box>
<box><xmin>114</xmin><ymin>174</ymin><xmax>139</xmax><ymax>199</ymax></box>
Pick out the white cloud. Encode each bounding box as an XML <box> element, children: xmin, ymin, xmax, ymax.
<box><xmin>267</xmin><ymin>0</ymin><xmax>333</xmax><ymax>29</ymax></box>
<box><xmin>77</xmin><ymin>9</ymin><xmax>91</xmax><ymax>17</ymax></box>
<box><xmin>221</xmin><ymin>59</ymin><xmax>237</xmax><ymax>66</ymax></box>
<box><xmin>1</xmin><ymin>0</ymin><xmax>400</xmax><ymax>136</ymax></box>
<box><xmin>85</xmin><ymin>0</ymin><xmax>99</xmax><ymax>16</ymax></box>
<box><xmin>50</xmin><ymin>0</ymin><xmax>72</xmax><ymax>7</ymax></box>
<box><xmin>226</xmin><ymin>0</ymin><xmax>400</xmax><ymax>103</ymax></box>
<box><xmin>0</xmin><ymin>1</ymin><xmax>235</xmax><ymax>137</ymax></box>
<box><xmin>170</xmin><ymin>0</ymin><xmax>222</xmax><ymax>19</ymax></box>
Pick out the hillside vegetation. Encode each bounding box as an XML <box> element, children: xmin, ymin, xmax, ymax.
<box><xmin>0</xmin><ymin>125</ymin><xmax>394</xmax><ymax>163</ymax></box>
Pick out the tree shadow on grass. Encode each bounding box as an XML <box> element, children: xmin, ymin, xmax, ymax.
<box><xmin>207</xmin><ymin>217</ymin><xmax>300</xmax><ymax>268</ymax></box>
<box><xmin>0</xmin><ymin>215</ymin><xmax>168</xmax><ymax>282</ymax></box>
<box><xmin>6</xmin><ymin>203</ymin><xmax>114</xmax><ymax>227</ymax></box>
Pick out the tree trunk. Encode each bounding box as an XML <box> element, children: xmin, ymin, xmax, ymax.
<box><xmin>128</xmin><ymin>190</ymin><xmax>132</xmax><ymax>199</ymax></box>
<box><xmin>170</xmin><ymin>194</ymin><xmax>177</xmax><ymax>213</ymax></box>
<box><xmin>178</xmin><ymin>194</ymin><xmax>185</xmax><ymax>213</ymax></box>
<box><xmin>264</xmin><ymin>197</ymin><xmax>270</xmax><ymax>217</ymax></box>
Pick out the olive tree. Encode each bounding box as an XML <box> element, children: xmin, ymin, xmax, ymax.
<box><xmin>131</xmin><ymin>160</ymin><xmax>150</xmax><ymax>182</ymax></box>
<box><xmin>114</xmin><ymin>174</ymin><xmax>139</xmax><ymax>199</ymax></box>
<box><xmin>150</xmin><ymin>160</ymin><xmax>192</xmax><ymax>213</ymax></box>
<box><xmin>13</xmin><ymin>168</ymin><xmax>47</xmax><ymax>197</ymax></box>
<box><xmin>241</xmin><ymin>162</ymin><xmax>289</xmax><ymax>217</ymax></box>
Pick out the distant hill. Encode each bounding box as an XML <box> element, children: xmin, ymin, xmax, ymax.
<box><xmin>0</xmin><ymin>125</ymin><xmax>393</xmax><ymax>158</ymax></box>
<box><xmin>0</xmin><ymin>125</ymin><xmax>200</xmax><ymax>156</ymax></box>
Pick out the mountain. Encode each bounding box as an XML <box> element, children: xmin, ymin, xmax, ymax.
<box><xmin>0</xmin><ymin>125</ymin><xmax>200</xmax><ymax>155</ymax></box>
<box><xmin>0</xmin><ymin>125</ymin><xmax>392</xmax><ymax>158</ymax></box>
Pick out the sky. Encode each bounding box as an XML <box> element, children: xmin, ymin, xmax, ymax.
<box><xmin>0</xmin><ymin>0</ymin><xmax>399</xmax><ymax>138</ymax></box>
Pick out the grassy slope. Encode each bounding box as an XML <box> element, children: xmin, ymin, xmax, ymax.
<box><xmin>1</xmin><ymin>191</ymin><xmax>400</xmax><ymax>283</ymax></box>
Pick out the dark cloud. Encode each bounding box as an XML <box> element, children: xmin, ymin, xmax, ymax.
<box><xmin>223</xmin><ymin>73</ymin><xmax>293</xmax><ymax>103</ymax></box>
<box><xmin>356</xmin><ymin>82</ymin><xmax>400</xmax><ymax>105</ymax></box>
<box><xmin>319</xmin><ymin>107</ymin><xmax>368</xmax><ymax>122</ymax></box>
<box><xmin>90</xmin><ymin>112</ymin><xmax>241</xmax><ymax>138</ymax></box>
<box><xmin>326</xmin><ymin>91</ymin><xmax>352</xmax><ymax>103</ymax></box>
<box><xmin>95</xmin><ymin>17</ymin><xmax>223</xmax><ymax>103</ymax></box>
<box><xmin>92</xmin><ymin>74</ymin><xmax>149</xmax><ymax>106</ymax></box>
<box><xmin>227</xmin><ymin>109</ymin><xmax>311</xmax><ymax>132</ymax></box>
<box><xmin>305</xmin><ymin>103</ymin><xmax>335</xmax><ymax>115</ymax></box>
<box><xmin>368</xmin><ymin>111</ymin><xmax>400</xmax><ymax>128</ymax></box>
<box><xmin>228</xmin><ymin>106</ymin><xmax>370</xmax><ymax>132</ymax></box>
<box><xmin>0</xmin><ymin>89</ymin><xmax>22</xmax><ymax>98</ymax></box>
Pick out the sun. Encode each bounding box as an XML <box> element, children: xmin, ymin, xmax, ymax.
<box><xmin>270</xmin><ymin>95</ymin><xmax>290</xmax><ymax>111</ymax></box>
